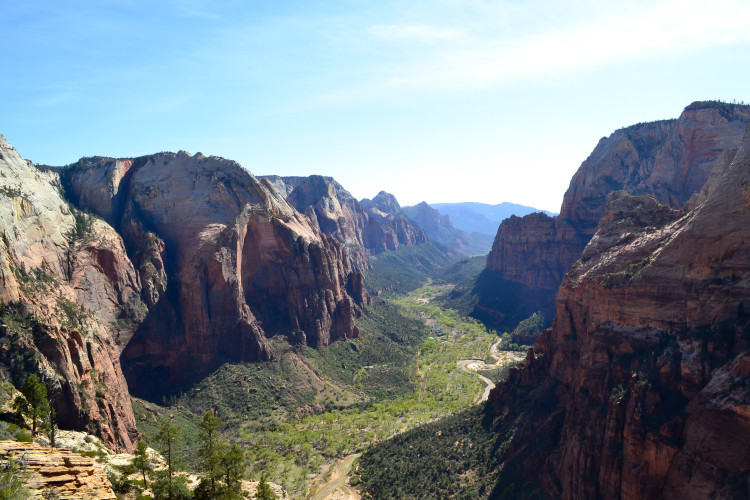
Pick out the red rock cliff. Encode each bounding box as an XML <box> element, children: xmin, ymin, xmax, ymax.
<box><xmin>63</xmin><ymin>152</ymin><xmax>368</xmax><ymax>397</ymax></box>
<box><xmin>0</xmin><ymin>135</ymin><xmax>141</xmax><ymax>452</ymax></box>
<box><xmin>486</xmin><ymin>121</ymin><xmax>750</xmax><ymax>499</ymax></box>
<box><xmin>480</xmin><ymin>102</ymin><xmax>750</xmax><ymax>330</ymax></box>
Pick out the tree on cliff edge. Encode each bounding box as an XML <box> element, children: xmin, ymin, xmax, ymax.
<box><xmin>13</xmin><ymin>374</ymin><xmax>49</xmax><ymax>437</ymax></box>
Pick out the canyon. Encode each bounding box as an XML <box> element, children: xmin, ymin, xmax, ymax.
<box><xmin>476</xmin><ymin>101</ymin><xmax>750</xmax><ymax>331</ymax></box>
<box><xmin>484</xmin><ymin>106</ymin><xmax>750</xmax><ymax>498</ymax></box>
<box><xmin>1</xmin><ymin>100</ymin><xmax>749</xmax><ymax>499</ymax></box>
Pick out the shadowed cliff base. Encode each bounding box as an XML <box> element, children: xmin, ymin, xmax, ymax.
<box><xmin>438</xmin><ymin>269</ymin><xmax>556</xmax><ymax>335</ymax></box>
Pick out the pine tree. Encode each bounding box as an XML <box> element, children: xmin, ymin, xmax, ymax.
<box><xmin>218</xmin><ymin>442</ymin><xmax>245</xmax><ymax>493</ymax></box>
<box><xmin>132</xmin><ymin>440</ymin><xmax>152</xmax><ymax>489</ymax></box>
<box><xmin>48</xmin><ymin>407</ymin><xmax>56</xmax><ymax>448</ymax></box>
<box><xmin>13</xmin><ymin>374</ymin><xmax>50</xmax><ymax>437</ymax></box>
<box><xmin>254</xmin><ymin>474</ymin><xmax>277</xmax><ymax>500</ymax></box>
<box><xmin>197</xmin><ymin>411</ymin><xmax>221</xmax><ymax>495</ymax></box>
<box><xmin>153</xmin><ymin>416</ymin><xmax>183</xmax><ymax>498</ymax></box>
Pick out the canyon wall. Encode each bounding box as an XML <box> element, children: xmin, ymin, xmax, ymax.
<box><xmin>62</xmin><ymin>153</ymin><xmax>368</xmax><ymax>398</ymax></box>
<box><xmin>265</xmin><ymin>176</ymin><xmax>431</xmax><ymax>269</ymax></box>
<box><xmin>0</xmin><ymin>135</ymin><xmax>140</xmax><ymax>451</ymax></box>
<box><xmin>478</xmin><ymin>102</ymin><xmax>750</xmax><ymax>331</ymax></box>
<box><xmin>487</xmin><ymin>120</ymin><xmax>750</xmax><ymax>499</ymax></box>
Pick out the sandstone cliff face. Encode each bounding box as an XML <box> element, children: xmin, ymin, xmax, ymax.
<box><xmin>63</xmin><ymin>153</ymin><xmax>367</xmax><ymax>397</ymax></box>
<box><xmin>360</xmin><ymin>191</ymin><xmax>428</xmax><ymax>250</ymax></box>
<box><xmin>275</xmin><ymin>175</ymin><xmax>373</xmax><ymax>271</ymax></box>
<box><xmin>480</xmin><ymin>102</ymin><xmax>750</xmax><ymax>330</ymax></box>
<box><xmin>265</xmin><ymin>177</ymin><xmax>431</xmax><ymax>269</ymax></box>
<box><xmin>0</xmin><ymin>135</ymin><xmax>141</xmax><ymax>451</ymax></box>
<box><xmin>487</xmin><ymin>123</ymin><xmax>750</xmax><ymax>499</ymax></box>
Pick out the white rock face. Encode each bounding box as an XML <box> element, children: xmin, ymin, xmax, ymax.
<box><xmin>0</xmin><ymin>134</ymin><xmax>73</xmax><ymax>301</ymax></box>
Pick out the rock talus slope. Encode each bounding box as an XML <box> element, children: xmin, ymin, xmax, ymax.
<box><xmin>0</xmin><ymin>135</ymin><xmax>140</xmax><ymax>451</ymax></box>
<box><xmin>63</xmin><ymin>153</ymin><xmax>368</xmax><ymax>397</ymax></box>
<box><xmin>479</xmin><ymin>102</ymin><xmax>750</xmax><ymax>330</ymax></box>
<box><xmin>487</xmin><ymin>120</ymin><xmax>750</xmax><ymax>499</ymax></box>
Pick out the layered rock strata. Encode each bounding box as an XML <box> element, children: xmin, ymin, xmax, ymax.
<box><xmin>264</xmin><ymin>176</ymin><xmax>431</xmax><ymax>269</ymax></box>
<box><xmin>359</xmin><ymin>191</ymin><xmax>428</xmax><ymax>250</ymax></box>
<box><xmin>479</xmin><ymin>102</ymin><xmax>750</xmax><ymax>330</ymax></box>
<box><xmin>0</xmin><ymin>135</ymin><xmax>140</xmax><ymax>451</ymax></box>
<box><xmin>62</xmin><ymin>152</ymin><xmax>368</xmax><ymax>397</ymax></box>
<box><xmin>486</xmin><ymin>122</ymin><xmax>750</xmax><ymax>499</ymax></box>
<box><xmin>0</xmin><ymin>440</ymin><xmax>116</xmax><ymax>499</ymax></box>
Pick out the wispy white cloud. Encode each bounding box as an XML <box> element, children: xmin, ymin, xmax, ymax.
<box><xmin>369</xmin><ymin>24</ymin><xmax>462</xmax><ymax>41</ymax></box>
<box><xmin>317</xmin><ymin>0</ymin><xmax>750</xmax><ymax>101</ymax></box>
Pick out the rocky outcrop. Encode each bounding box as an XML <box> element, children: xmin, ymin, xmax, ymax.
<box><xmin>273</xmin><ymin>175</ymin><xmax>374</xmax><ymax>270</ymax></box>
<box><xmin>62</xmin><ymin>153</ymin><xmax>368</xmax><ymax>397</ymax></box>
<box><xmin>265</xmin><ymin>176</ymin><xmax>432</xmax><ymax>268</ymax></box>
<box><xmin>0</xmin><ymin>135</ymin><xmax>140</xmax><ymax>451</ymax></box>
<box><xmin>486</xmin><ymin>122</ymin><xmax>750</xmax><ymax>499</ymax></box>
<box><xmin>403</xmin><ymin>201</ymin><xmax>494</xmax><ymax>255</ymax></box>
<box><xmin>0</xmin><ymin>440</ymin><xmax>116</xmax><ymax>499</ymax></box>
<box><xmin>360</xmin><ymin>191</ymin><xmax>428</xmax><ymax>250</ymax></box>
<box><xmin>479</xmin><ymin>101</ymin><xmax>750</xmax><ymax>331</ymax></box>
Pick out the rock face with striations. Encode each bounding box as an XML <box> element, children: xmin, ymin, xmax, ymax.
<box><xmin>359</xmin><ymin>191</ymin><xmax>428</xmax><ymax>250</ymax></box>
<box><xmin>478</xmin><ymin>102</ymin><xmax>750</xmax><ymax>331</ymax></box>
<box><xmin>62</xmin><ymin>153</ymin><xmax>368</xmax><ymax>397</ymax></box>
<box><xmin>0</xmin><ymin>135</ymin><xmax>141</xmax><ymax>451</ymax></box>
<box><xmin>486</xmin><ymin>121</ymin><xmax>750</xmax><ymax>499</ymax></box>
<box><xmin>264</xmin><ymin>176</ymin><xmax>431</xmax><ymax>269</ymax></box>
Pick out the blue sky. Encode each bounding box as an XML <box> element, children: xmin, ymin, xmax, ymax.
<box><xmin>4</xmin><ymin>0</ymin><xmax>750</xmax><ymax>212</ymax></box>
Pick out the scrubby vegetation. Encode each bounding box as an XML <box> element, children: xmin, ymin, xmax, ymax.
<box><xmin>128</xmin><ymin>278</ymin><xmax>516</xmax><ymax>497</ymax></box>
<box><xmin>365</xmin><ymin>242</ymin><xmax>459</xmax><ymax>296</ymax></box>
<box><xmin>356</xmin><ymin>404</ymin><xmax>501</xmax><ymax>499</ymax></box>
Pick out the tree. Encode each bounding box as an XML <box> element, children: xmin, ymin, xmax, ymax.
<box><xmin>132</xmin><ymin>440</ymin><xmax>152</xmax><ymax>489</ymax></box>
<box><xmin>197</xmin><ymin>411</ymin><xmax>221</xmax><ymax>495</ymax></box>
<box><xmin>151</xmin><ymin>471</ymin><xmax>192</xmax><ymax>500</ymax></box>
<box><xmin>48</xmin><ymin>407</ymin><xmax>56</xmax><ymax>448</ymax></box>
<box><xmin>254</xmin><ymin>474</ymin><xmax>277</xmax><ymax>500</ymax></box>
<box><xmin>218</xmin><ymin>443</ymin><xmax>245</xmax><ymax>493</ymax></box>
<box><xmin>13</xmin><ymin>374</ymin><xmax>50</xmax><ymax>437</ymax></box>
<box><xmin>154</xmin><ymin>416</ymin><xmax>183</xmax><ymax>498</ymax></box>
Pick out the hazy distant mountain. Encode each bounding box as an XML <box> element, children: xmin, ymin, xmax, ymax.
<box><xmin>429</xmin><ymin>202</ymin><xmax>556</xmax><ymax>236</ymax></box>
<box><xmin>402</xmin><ymin>202</ymin><xmax>494</xmax><ymax>255</ymax></box>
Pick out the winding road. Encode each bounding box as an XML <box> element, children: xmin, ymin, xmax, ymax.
<box><xmin>457</xmin><ymin>341</ymin><xmax>526</xmax><ymax>402</ymax></box>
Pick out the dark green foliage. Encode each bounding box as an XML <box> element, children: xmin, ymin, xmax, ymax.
<box><xmin>151</xmin><ymin>470</ymin><xmax>193</xmax><ymax>500</ymax></box>
<box><xmin>434</xmin><ymin>255</ymin><xmax>486</xmax><ymax>285</ymax></box>
<box><xmin>196</xmin><ymin>411</ymin><xmax>222</xmax><ymax>496</ymax></box>
<box><xmin>365</xmin><ymin>243</ymin><xmax>459</xmax><ymax>296</ymax></box>
<box><xmin>254</xmin><ymin>474</ymin><xmax>277</xmax><ymax>500</ymax></box>
<box><xmin>13</xmin><ymin>374</ymin><xmax>49</xmax><ymax>437</ymax></box>
<box><xmin>512</xmin><ymin>312</ymin><xmax>545</xmax><ymax>337</ymax></box>
<box><xmin>67</xmin><ymin>209</ymin><xmax>94</xmax><ymax>242</ymax></box>
<box><xmin>0</xmin><ymin>186</ymin><xmax>27</xmax><ymax>200</ymax></box>
<box><xmin>132</xmin><ymin>440</ymin><xmax>151</xmax><ymax>489</ymax></box>
<box><xmin>357</xmin><ymin>405</ymin><xmax>500</xmax><ymax>499</ymax></box>
<box><xmin>154</xmin><ymin>417</ymin><xmax>183</xmax><ymax>487</ymax></box>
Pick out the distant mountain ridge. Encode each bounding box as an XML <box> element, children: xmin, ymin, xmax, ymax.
<box><xmin>402</xmin><ymin>202</ymin><xmax>494</xmax><ymax>255</ymax></box>
<box><xmin>428</xmin><ymin>202</ymin><xmax>556</xmax><ymax>236</ymax></box>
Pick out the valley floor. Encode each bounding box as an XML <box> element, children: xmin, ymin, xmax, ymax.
<box><xmin>132</xmin><ymin>281</ymin><xmax>526</xmax><ymax>499</ymax></box>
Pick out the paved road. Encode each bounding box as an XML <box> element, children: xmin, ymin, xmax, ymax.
<box><xmin>458</xmin><ymin>340</ymin><xmax>526</xmax><ymax>402</ymax></box>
